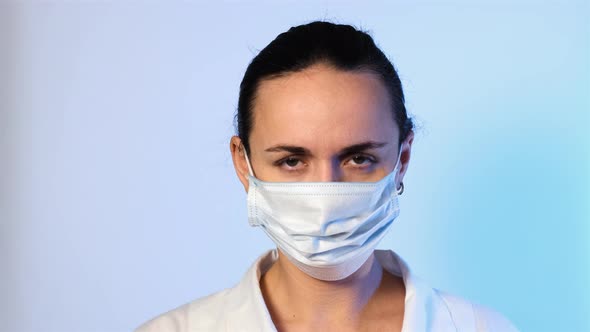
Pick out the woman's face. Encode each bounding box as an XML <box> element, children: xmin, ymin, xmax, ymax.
<box><xmin>231</xmin><ymin>63</ymin><xmax>413</xmax><ymax>189</ymax></box>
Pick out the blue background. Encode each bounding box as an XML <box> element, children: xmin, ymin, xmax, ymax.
<box><xmin>1</xmin><ymin>1</ymin><xmax>588</xmax><ymax>331</ymax></box>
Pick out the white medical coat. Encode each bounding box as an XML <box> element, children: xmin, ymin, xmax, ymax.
<box><xmin>136</xmin><ymin>249</ymin><xmax>518</xmax><ymax>331</ymax></box>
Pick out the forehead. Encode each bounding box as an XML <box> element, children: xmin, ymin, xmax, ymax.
<box><xmin>250</xmin><ymin>64</ymin><xmax>398</xmax><ymax>151</ymax></box>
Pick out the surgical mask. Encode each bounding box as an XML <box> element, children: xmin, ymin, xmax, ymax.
<box><xmin>244</xmin><ymin>150</ymin><xmax>403</xmax><ymax>281</ymax></box>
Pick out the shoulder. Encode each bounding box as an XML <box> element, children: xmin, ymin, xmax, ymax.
<box><xmin>435</xmin><ymin>290</ymin><xmax>519</xmax><ymax>332</ymax></box>
<box><xmin>377</xmin><ymin>250</ymin><xmax>518</xmax><ymax>331</ymax></box>
<box><xmin>135</xmin><ymin>250</ymin><xmax>277</xmax><ymax>332</ymax></box>
<box><xmin>134</xmin><ymin>288</ymin><xmax>231</xmax><ymax>332</ymax></box>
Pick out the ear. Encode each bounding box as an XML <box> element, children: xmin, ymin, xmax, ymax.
<box><xmin>396</xmin><ymin>130</ymin><xmax>414</xmax><ymax>190</ymax></box>
<box><xmin>230</xmin><ymin>136</ymin><xmax>250</xmax><ymax>192</ymax></box>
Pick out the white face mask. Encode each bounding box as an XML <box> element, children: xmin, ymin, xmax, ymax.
<box><xmin>244</xmin><ymin>149</ymin><xmax>403</xmax><ymax>281</ymax></box>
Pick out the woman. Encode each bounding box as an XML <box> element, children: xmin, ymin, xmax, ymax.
<box><xmin>137</xmin><ymin>21</ymin><xmax>518</xmax><ymax>331</ymax></box>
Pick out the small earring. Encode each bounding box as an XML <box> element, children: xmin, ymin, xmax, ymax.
<box><xmin>397</xmin><ymin>182</ymin><xmax>404</xmax><ymax>195</ymax></box>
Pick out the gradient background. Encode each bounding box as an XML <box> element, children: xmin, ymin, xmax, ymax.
<box><xmin>1</xmin><ymin>1</ymin><xmax>588</xmax><ymax>331</ymax></box>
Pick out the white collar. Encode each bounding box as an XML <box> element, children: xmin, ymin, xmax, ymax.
<box><xmin>224</xmin><ymin>249</ymin><xmax>457</xmax><ymax>332</ymax></box>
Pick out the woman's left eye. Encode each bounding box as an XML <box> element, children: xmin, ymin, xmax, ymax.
<box><xmin>348</xmin><ymin>155</ymin><xmax>375</xmax><ymax>166</ymax></box>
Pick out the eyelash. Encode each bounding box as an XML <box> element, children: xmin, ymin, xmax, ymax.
<box><xmin>274</xmin><ymin>156</ymin><xmax>305</xmax><ymax>171</ymax></box>
<box><xmin>347</xmin><ymin>154</ymin><xmax>377</xmax><ymax>167</ymax></box>
<box><xmin>274</xmin><ymin>154</ymin><xmax>378</xmax><ymax>171</ymax></box>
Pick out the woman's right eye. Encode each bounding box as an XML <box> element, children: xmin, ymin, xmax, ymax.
<box><xmin>284</xmin><ymin>158</ymin><xmax>300</xmax><ymax>167</ymax></box>
<box><xmin>275</xmin><ymin>156</ymin><xmax>304</xmax><ymax>171</ymax></box>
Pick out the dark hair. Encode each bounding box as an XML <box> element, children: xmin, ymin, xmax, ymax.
<box><xmin>236</xmin><ymin>21</ymin><xmax>414</xmax><ymax>155</ymax></box>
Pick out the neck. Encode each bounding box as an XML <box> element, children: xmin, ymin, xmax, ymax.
<box><xmin>260</xmin><ymin>250</ymin><xmax>384</xmax><ymax>326</ymax></box>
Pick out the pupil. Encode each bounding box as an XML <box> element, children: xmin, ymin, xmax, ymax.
<box><xmin>286</xmin><ymin>158</ymin><xmax>298</xmax><ymax>167</ymax></box>
<box><xmin>353</xmin><ymin>156</ymin><xmax>365</xmax><ymax>164</ymax></box>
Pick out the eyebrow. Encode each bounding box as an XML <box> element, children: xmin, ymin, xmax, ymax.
<box><xmin>264</xmin><ymin>141</ymin><xmax>388</xmax><ymax>156</ymax></box>
<box><xmin>265</xmin><ymin>145</ymin><xmax>310</xmax><ymax>154</ymax></box>
<box><xmin>339</xmin><ymin>141</ymin><xmax>388</xmax><ymax>156</ymax></box>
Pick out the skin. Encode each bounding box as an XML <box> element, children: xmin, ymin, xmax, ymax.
<box><xmin>230</xmin><ymin>63</ymin><xmax>414</xmax><ymax>332</ymax></box>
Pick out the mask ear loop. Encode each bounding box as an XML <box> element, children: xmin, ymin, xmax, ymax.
<box><xmin>394</xmin><ymin>150</ymin><xmax>404</xmax><ymax>195</ymax></box>
<box><xmin>241</xmin><ymin>144</ymin><xmax>255</xmax><ymax>177</ymax></box>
